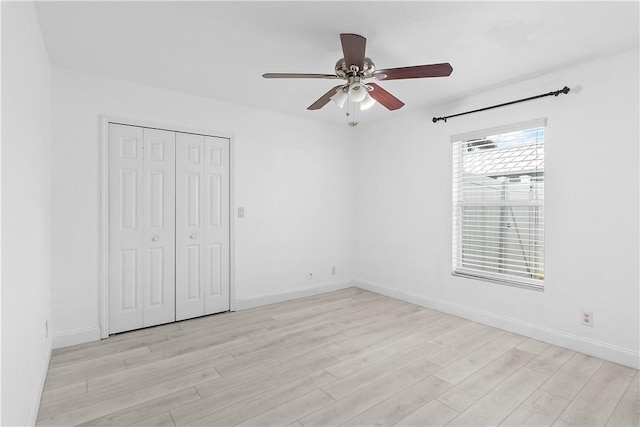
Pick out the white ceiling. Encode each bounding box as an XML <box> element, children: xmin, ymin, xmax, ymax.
<box><xmin>35</xmin><ymin>1</ymin><xmax>639</xmax><ymax>125</ymax></box>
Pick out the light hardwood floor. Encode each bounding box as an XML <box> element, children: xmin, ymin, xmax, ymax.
<box><xmin>37</xmin><ymin>288</ymin><xmax>639</xmax><ymax>426</ymax></box>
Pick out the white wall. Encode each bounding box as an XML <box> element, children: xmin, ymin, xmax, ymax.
<box><xmin>1</xmin><ymin>2</ymin><xmax>53</xmax><ymax>425</ymax></box>
<box><xmin>355</xmin><ymin>49</ymin><xmax>640</xmax><ymax>368</ymax></box>
<box><xmin>50</xmin><ymin>68</ymin><xmax>356</xmax><ymax>346</ymax></box>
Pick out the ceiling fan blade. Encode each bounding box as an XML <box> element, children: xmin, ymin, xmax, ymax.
<box><xmin>367</xmin><ymin>83</ymin><xmax>405</xmax><ymax>111</ymax></box>
<box><xmin>307</xmin><ymin>85</ymin><xmax>343</xmax><ymax>110</ymax></box>
<box><xmin>340</xmin><ymin>33</ymin><xmax>366</xmax><ymax>71</ymax></box>
<box><xmin>373</xmin><ymin>63</ymin><xmax>453</xmax><ymax>80</ymax></box>
<box><xmin>263</xmin><ymin>73</ymin><xmax>341</xmax><ymax>79</ymax></box>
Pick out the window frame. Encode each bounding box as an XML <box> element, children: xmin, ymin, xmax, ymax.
<box><xmin>451</xmin><ymin>119</ymin><xmax>546</xmax><ymax>291</ymax></box>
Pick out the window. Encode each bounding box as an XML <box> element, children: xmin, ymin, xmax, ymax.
<box><xmin>452</xmin><ymin>120</ymin><xmax>545</xmax><ymax>290</ymax></box>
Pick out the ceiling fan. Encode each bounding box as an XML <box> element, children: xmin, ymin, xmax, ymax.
<box><xmin>262</xmin><ymin>33</ymin><xmax>453</xmax><ymax>113</ymax></box>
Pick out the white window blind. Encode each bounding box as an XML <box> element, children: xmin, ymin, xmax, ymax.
<box><xmin>452</xmin><ymin>120</ymin><xmax>545</xmax><ymax>290</ymax></box>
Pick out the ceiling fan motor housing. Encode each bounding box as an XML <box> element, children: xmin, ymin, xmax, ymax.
<box><xmin>335</xmin><ymin>57</ymin><xmax>376</xmax><ymax>79</ymax></box>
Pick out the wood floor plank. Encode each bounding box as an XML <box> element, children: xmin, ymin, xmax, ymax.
<box><xmin>433</xmin><ymin>332</ymin><xmax>526</xmax><ymax>385</ymax></box>
<box><xmin>88</xmin><ymin>348</ymin><xmax>233</xmax><ymax>392</ymax></box>
<box><xmin>37</xmin><ymin>368</ymin><xmax>219</xmax><ymax>426</ymax></box>
<box><xmin>322</xmin><ymin>341</ymin><xmax>441</xmax><ymax>400</ymax></box>
<box><xmin>195</xmin><ymin>352</ymin><xmax>338</xmax><ymax>399</ymax></box>
<box><xmin>228</xmin><ymin>324</ymin><xmax>341</xmax><ymax>365</ymax></box>
<box><xmin>172</xmin><ymin>361</ymin><xmax>337</xmax><ymax>425</ymax></box>
<box><xmin>328</xmin><ymin>327</ymin><xmax>418</xmax><ymax>361</ymax></box>
<box><xmin>394</xmin><ymin>400</ymin><xmax>459</xmax><ymax>426</ymax></box>
<box><xmin>410</xmin><ymin>314</ymin><xmax>470</xmax><ymax>340</ymax></box>
<box><xmin>427</xmin><ymin>321</ymin><xmax>487</xmax><ymax>348</ymax></box>
<box><xmin>516</xmin><ymin>338</ymin><xmax>551</xmax><ymax>355</ymax></box>
<box><xmin>539</xmin><ymin>353</ymin><xmax>604</xmax><ymax>401</ymax></box>
<box><xmin>40</xmin><ymin>380</ymin><xmax>86</xmax><ymax>404</ymax></box>
<box><xmin>161</xmin><ymin>320</ymin><xmax>266</xmax><ymax>348</ymax></box>
<box><xmin>436</xmin><ymin>348</ymin><xmax>535</xmax><ymax>412</ymax></box>
<box><xmin>448</xmin><ymin>367</ymin><xmax>549</xmax><ymax>426</ymax></box>
<box><xmin>335</xmin><ymin>302</ymin><xmax>438</xmax><ymax>336</ymax></box>
<box><xmin>49</xmin><ymin>332</ymin><xmax>170</xmax><ymax>368</ymax></box>
<box><xmin>184</xmin><ymin>370</ymin><xmax>336</xmax><ymax>426</ymax></box>
<box><xmin>606</xmin><ymin>373</ymin><xmax>639</xmax><ymax>426</ymax></box>
<box><xmin>42</xmin><ymin>359</ymin><xmax>127</xmax><ymax>392</ymax></box>
<box><xmin>342</xmin><ymin>375</ymin><xmax>452</xmax><ymax>426</ymax></box>
<box><xmin>123</xmin><ymin>337</ymin><xmax>249</xmax><ymax>369</ymax></box>
<box><xmin>525</xmin><ymin>345</ymin><xmax>575</xmax><ymax>375</ymax></box>
<box><xmin>211</xmin><ymin>339</ymin><xmax>340</xmax><ymax>379</ymax></box>
<box><xmin>131</xmin><ymin>411</ymin><xmax>176</xmax><ymax>427</ymax></box>
<box><xmin>46</xmin><ymin>346</ymin><xmax>150</xmax><ymax>380</ymax></box>
<box><xmin>325</xmin><ymin>333</ymin><xmax>437</xmax><ymax>379</ymax></box>
<box><xmin>426</xmin><ymin>326</ymin><xmax>505</xmax><ymax>367</ymax></box>
<box><xmin>236</xmin><ymin>389</ymin><xmax>335</xmax><ymax>427</ymax></box>
<box><xmin>77</xmin><ymin>388</ymin><xmax>200</xmax><ymax>426</ymax></box>
<box><xmin>40</xmin><ymin>358</ymin><xmax>215</xmax><ymax>420</ymax></box>
<box><xmin>270</xmin><ymin>298</ymin><xmax>354</xmax><ymax>321</ymax></box>
<box><xmin>332</xmin><ymin>300</ymin><xmax>420</xmax><ymax>333</ymax></box>
<box><xmin>499</xmin><ymin>390</ymin><xmax>569</xmax><ymax>426</ymax></box>
<box><xmin>299</xmin><ymin>358</ymin><xmax>436</xmax><ymax>426</ymax></box>
<box><xmin>557</xmin><ymin>361</ymin><xmax>636</xmax><ymax>426</ymax></box>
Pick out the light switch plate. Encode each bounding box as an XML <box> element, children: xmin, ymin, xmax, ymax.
<box><xmin>238</xmin><ymin>207</ymin><xmax>245</xmax><ymax>218</ymax></box>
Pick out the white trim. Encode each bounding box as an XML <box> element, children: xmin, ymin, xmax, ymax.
<box><xmin>27</xmin><ymin>343</ymin><xmax>51</xmax><ymax>426</ymax></box>
<box><xmin>98</xmin><ymin>118</ymin><xmax>109</xmax><ymax>338</ymax></box>
<box><xmin>451</xmin><ymin>118</ymin><xmax>547</xmax><ymax>142</ymax></box>
<box><xmin>354</xmin><ymin>278</ymin><xmax>640</xmax><ymax>370</ymax></box>
<box><xmin>229</xmin><ymin>133</ymin><xmax>236</xmax><ymax>312</ymax></box>
<box><xmin>98</xmin><ymin>115</ymin><xmax>236</xmax><ymax>337</ymax></box>
<box><xmin>52</xmin><ymin>326</ymin><xmax>102</xmax><ymax>349</ymax></box>
<box><xmin>234</xmin><ymin>280</ymin><xmax>355</xmax><ymax>311</ymax></box>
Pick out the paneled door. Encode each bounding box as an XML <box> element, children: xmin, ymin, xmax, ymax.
<box><xmin>175</xmin><ymin>133</ymin><xmax>230</xmax><ymax>320</ymax></box>
<box><xmin>109</xmin><ymin>124</ymin><xmax>176</xmax><ymax>334</ymax></box>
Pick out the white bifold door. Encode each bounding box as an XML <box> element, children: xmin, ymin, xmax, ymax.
<box><xmin>108</xmin><ymin>123</ymin><xmax>229</xmax><ymax>334</ymax></box>
<box><xmin>175</xmin><ymin>133</ymin><xmax>230</xmax><ymax>321</ymax></box>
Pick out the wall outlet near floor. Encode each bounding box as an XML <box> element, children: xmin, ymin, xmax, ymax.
<box><xmin>582</xmin><ymin>311</ymin><xmax>593</xmax><ymax>326</ymax></box>
<box><xmin>331</xmin><ymin>266</ymin><xmax>336</xmax><ymax>276</ymax></box>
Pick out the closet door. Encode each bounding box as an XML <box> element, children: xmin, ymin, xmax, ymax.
<box><xmin>141</xmin><ymin>128</ymin><xmax>176</xmax><ymax>327</ymax></box>
<box><xmin>203</xmin><ymin>136</ymin><xmax>230</xmax><ymax>314</ymax></box>
<box><xmin>176</xmin><ymin>133</ymin><xmax>230</xmax><ymax>320</ymax></box>
<box><xmin>109</xmin><ymin>124</ymin><xmax>175</xmax><ymax>334</ymax></box>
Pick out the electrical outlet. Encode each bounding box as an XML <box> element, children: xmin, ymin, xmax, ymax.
<box><xmin>331</xmin><ymin>266</ymin><xmax>336</xmax><ymax>276</ymax></box>
<box><xmin>582</xmin><ymin>311</ymin><xmax>593</xmax><ymax>326</ymax></box>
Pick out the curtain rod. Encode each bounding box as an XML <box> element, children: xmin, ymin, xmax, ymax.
<box><xmin>432</xmin><ymin>86</ymin><xmax>571</xmax><ymax>123</ymax></box>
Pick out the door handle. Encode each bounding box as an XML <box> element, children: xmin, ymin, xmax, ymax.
<box><xmin>152</xmin><ymin>236</ymin><xmax>159</xmax><ymax>242</ymax></box>
<box><xmin>190</xmin><ymin>234</ymin><xmax>197</xmax><ymax>239</ymax></box>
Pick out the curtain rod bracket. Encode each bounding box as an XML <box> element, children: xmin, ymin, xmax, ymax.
<box><xmin>433</xmin><ymin>86</ymin><xmax>571</xmax><ymax>124</ymax></box>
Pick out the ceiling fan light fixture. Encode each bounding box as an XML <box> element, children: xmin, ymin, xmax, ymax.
<box><xmin>359</xmin><ymin>91</ymin><xmax>376</xmax><ymax>110</ymax></box>
<box><xmin>330</xmin><ymin>87</ymin><xmax>348</xmax><ymax>108</ymax></box>
<box><xmin>349</xmin><ymin>82</ymin><xmax>367</xmax><ymax>102</ymax></box>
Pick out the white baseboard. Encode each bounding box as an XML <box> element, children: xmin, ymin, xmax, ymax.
<box><xmin>52</xmin><ymin>326</ymin><xmax>102</xmax><ymax>349</ymax></box>
<box><xmin>234</xmin><ymin>279</ymin><xmax>355</xmax><ymax>311</ymax></box>
<box><xmin>354</xmin><ymin>278</ymin><xmax>640</xmax><ymax>370</ymax></box>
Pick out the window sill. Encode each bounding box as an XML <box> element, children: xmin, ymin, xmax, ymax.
<box><xmin>452</xmin><ymin>271</ymin><xmax>544</xmax><ymax>292</ymax></box>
